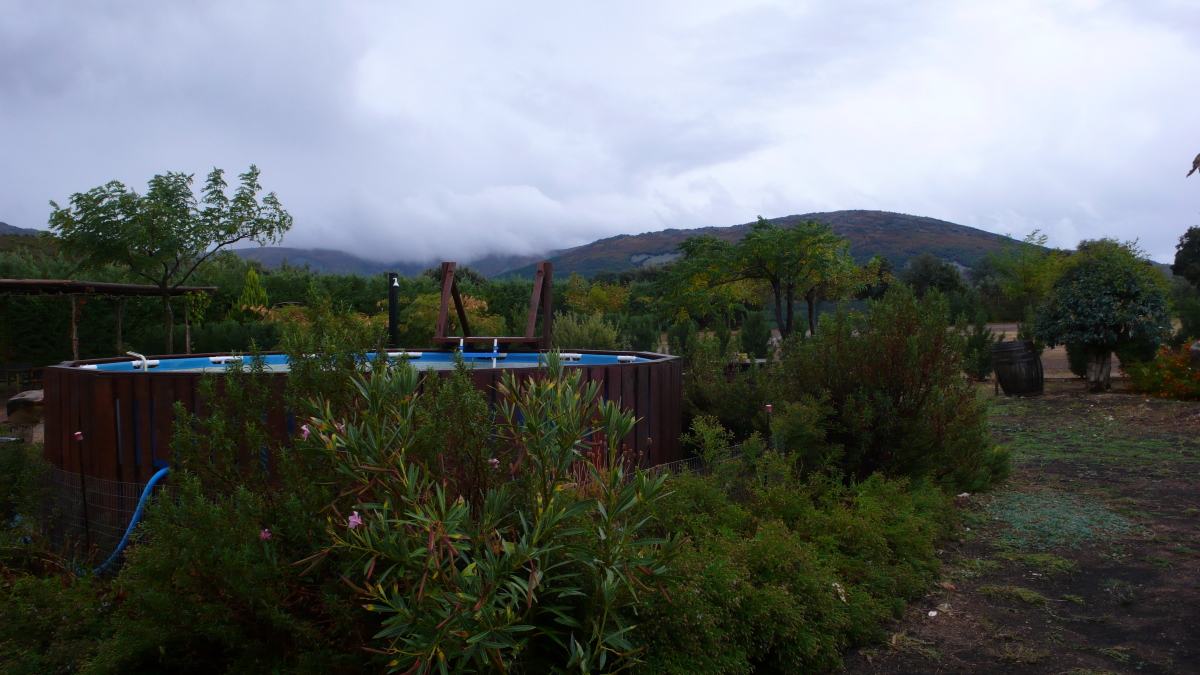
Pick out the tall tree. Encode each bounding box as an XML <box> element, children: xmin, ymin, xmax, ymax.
<box><xmin>1172</xmin><ymin>226</ymin><xmax>1200</xmax><ymax>288</ymax></box>
<box><xmin>49</xmin><ymin>166</ymin><xmax>292</xmax><ymax>354</ymax></box>
<box><xmin>989</xmin><ymin>230</ymin><xmax>1067</xmax><ymax>318</ymax></box>
<box><xmin>667</xmin><ymin>218</ymin><xmax>855</xmax><ymax>338</ymax></box>
<box><xmin>1034</xmin><ymin>239</ymin><xmax>1170</xmax><ymax>392</ymax></box>
<box><xmin>898</xmin><ymin>252</ymin><xmax>966</xmax><ymax>297</ymax></box>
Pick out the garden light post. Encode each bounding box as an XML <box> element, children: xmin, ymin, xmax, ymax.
<box><xmin>388</xmin><ymin>272</ymin><xmax>399</xmax><ymax>348</ymax></box>
<box><xmin>766</xmin><ymin>404</ymin><xmax>773</xmax><ymax>450</ymax></box>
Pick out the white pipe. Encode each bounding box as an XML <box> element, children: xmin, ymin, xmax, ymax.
<box><xmin>492</xmin><ymin>338</ymin><xmax>498</xmax><ymax>368</ymax></box>
<box><xmin>617</xmin><ymin>355</ymin><xmax>637</xmax><ymax>363</ymax></box>
<box><xmin>126</xmin><ymin>351</ymin><xmax>149</xmax><ymax>371</ymax></box>
<box><xmin>560</xmin><ymin>353</ymin><xmax>582</xmax><ymax>361</ymax></box>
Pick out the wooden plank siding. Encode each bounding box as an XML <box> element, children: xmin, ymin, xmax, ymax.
<box><xmin>43</xmin><ymin>352</ymin><xmax>682</xmax><ymax>481</ymax></box>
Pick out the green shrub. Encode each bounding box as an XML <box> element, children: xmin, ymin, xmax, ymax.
<box><xmin>181</xmin><ymin>319</ymin><xmax>283</xmax><ymax>353</ymax></box>
<box><xmin>1175</xmin><ymin>296</ymin><xmax>1200</xmax><ymax>345</ymax></box>
<box><xmin>961</xmin><ymin>310</ymin><xmax>999</xmax><ymax>381</ymax></box>
<box><xmin>313</xmin><ymin>355</ymin><xmax>678</xmax><ymax>673</ymax></box>
<box><xmin>85</xmin><ymin>299</ymin><xmax>388</xmax><ymax>674</ymax></box>
<box><xmin>773</xmin><ymin>286</ymin><xmax>1010</xmax><ymax>492</ymax></box>
<box><xmin>739</xmin><ymin>310</ymin><xmax>771</xmax><ymax>359</ymax></box>
<box><xmin>88</xmin><ymin>350</ymin><xmax>376</xmax><ymax>674</ymax></box>
<box><xmin>667</xmin><ymin>318</ymin><xmax>699</xmax><ymax>361</ymax></box>
<box><xmin>0</xmin><ymin>574</ymin><xmax>111</xmax><ymax>674</ymax></box>
<box><xmin>1114</xmin><ymin>332</ymin><xmax>1162</xmax><ymax>366</ymax></box>
<box><xmin>552</xmin><ymin>311</ymin><xmax>621</xmax><ymax>350</ymax></box>
<box><xmin>0</xmin><ymin>442</ymin><xmax>49</xmax><ymax>524</ymax></box>
<box><xmin>682</xmin><ymin>337</ymin><xmax>768</xmax><ymax>442</ymax></box>
<box><xmin>637</xmin><ymin>467</ymin><xmax>955</xmax><ymax>674</ymax></box>
<box><xmin>622</xmin><ymin>313</ymin><xmax>661</xmax><ymax>352</ymax></box>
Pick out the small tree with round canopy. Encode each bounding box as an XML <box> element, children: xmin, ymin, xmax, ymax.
<box><xmin>1034</xmin><ymin>239</ymin><xmax>1170</xmax><ymax>392</ymax></box>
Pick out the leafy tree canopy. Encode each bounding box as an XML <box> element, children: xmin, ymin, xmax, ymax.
<box><xmin>897</xmin><ymin>252</ymin><xmax>965</xmax><ymax>297</ymax></box>
<box><xmin>986</xmin><ymin>230</ymin><xmax>1068</xmax><ymax>314</ymax></box>
<box><xmin>1034</xmin><ymin>238</ymin><xmax>1170</xmax><ymax>351</ymax></box>
<box><xmin>48</xmin><ymin>166</ymin><xmax>292</xmax><ymax>353</ymax></box>
<box><xmin>664</xmin><ymin>217</ymin><xmax>856</xmax><ymax>338</ymax></box>
<box><xmin>1172</xmin><ymin>225</ymin><xmax>1200</xmax><ymax>288</ymax></box>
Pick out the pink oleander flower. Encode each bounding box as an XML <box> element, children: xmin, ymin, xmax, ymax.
<box><xmin>300</xmin><ymin>424</ymin><xmax>310</xmax><ymax>440</ymax></box>
<box><xmin>348</xmin><ymin>511</ymin><xmax>363</xmax><ymax>530</ymax></box>
<box><xmin>336</xmin><ymin>423</ymin><xmax>345</xmax><ymax>434</ymax></box>
<box><xmin>260</xmin><ymin>529</ymin><xmax>271</xmax><ymax>540</ymax></box>
<box><xmin>488</xmin><ymin>458</ymin><xmax>500</xmax><ymax>470</ymax></box>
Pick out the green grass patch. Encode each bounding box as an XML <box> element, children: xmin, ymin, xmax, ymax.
<box><xmin>986</xmin><ymin>491</ymin><xmax>1139</xmax><ymax>550</ymax></box>
<box><xmin>987</xmin><ymin>397</ymin><xmax>1200</xmax><ymax>469</ymax></box>
<box><xmin>947</xmin><ymin>558</ymin><xmax>1002</xmax><ymax>580</ymax></box>
<box><xmin>995</xmin><ymin>551</ymin><xmax>1079</xmax><ymax>575</ymax></box>
<box><xmin>978</xmin><ymin>585</ymin><xmax>1049</xmax><ymax>608</ymax></box>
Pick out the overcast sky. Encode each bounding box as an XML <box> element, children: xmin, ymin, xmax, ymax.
<box><xmin>3</xmin><ymin>0</ymin><xmax>1199</xmax><ymax>264</ymax></box>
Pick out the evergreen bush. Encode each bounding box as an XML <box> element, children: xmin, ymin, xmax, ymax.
<box><xmin>739</xmin><ymin>310</ymin><xmax>771</xmax><ymax>360</ymax></box>
<box><xmin>639</xmin><ymin>458</ymin><xmax>955</xmax><ymax>674</ymax></box>
<box><xmin>551</xmin><ymin>311</ymin><xmax>621</xmax><ymax>350</ymax></box>
<box><xmin>773</xmin><ymin>286</ymin><xmax>1010</xmax><ymax>492</ymax></box>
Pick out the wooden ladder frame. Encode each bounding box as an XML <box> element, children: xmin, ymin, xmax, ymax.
<box><xmin>433</xmin><ymin>261</ymin><xmax>553</xmax><ymax>349</ymax></box>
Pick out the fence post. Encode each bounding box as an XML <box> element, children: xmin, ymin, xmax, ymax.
<box><xmin>74</xmin><ymin>431</ymin><xmax>91</xmax><ymax>553</ymax></box>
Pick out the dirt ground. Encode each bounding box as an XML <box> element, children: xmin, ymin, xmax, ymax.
<box><xmin>842</xmin><ymin>379</ymin><xmax>1200</xmax><ymax>675</ymax></box>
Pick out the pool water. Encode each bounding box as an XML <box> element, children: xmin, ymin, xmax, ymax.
<box><xmin>79</xmin><ymin>351</ymin><xmax>647</xmax><ymax>373</ymax></box>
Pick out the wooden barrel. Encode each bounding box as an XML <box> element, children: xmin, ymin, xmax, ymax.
<box><xmin>991</xmin><ymin>340</ymin><xmax>1044</xmax><ymax>396</ymax></box>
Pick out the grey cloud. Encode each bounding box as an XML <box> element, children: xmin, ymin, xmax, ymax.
<box><xmin>2</xmin><ymin>0</ymin><xmax>1199</xmax><ymax>265</ymax></box>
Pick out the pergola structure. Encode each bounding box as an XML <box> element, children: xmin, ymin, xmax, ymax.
<box><xmin>0</xmin><ymin>279</ymin><xmax>218</xmax><ymax>360</ymax></box>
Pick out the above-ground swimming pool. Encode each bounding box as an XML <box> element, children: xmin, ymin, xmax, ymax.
<box><xmin>79</xmin><ymin>351</ymin><xmax>649</xmax><ymax>373</ymax></box>
<box><xmin>44</xmin><ymin>349</ymin><xmax>682</xmax><ymax>485</ymax></box>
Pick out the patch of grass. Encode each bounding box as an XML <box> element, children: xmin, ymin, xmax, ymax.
<box><xmin>988</xmin><ymin>396</ymin><xmax>1200</xmax><ymax>469</ymax></box>
<box><xmin>1062</xmin><ymin>594</ymin><xmax>1086</xmax><ymax>605</ymax></box>
<box><xmin>1101</xmin><ymin>579</ymin><xmax>1135</xmax><ymax>607</ymax></box>
<box><xmin>990</xmin><ymin>643</ymin><xmax>1048</xmax><ymax>664</ymax></box>
<box><xmin>995</xmin><ymin>550</ymin><xmax>1079</xmax><ymax>576</ymax></box>
<box><xmin>986</xmin><ymin>491</ymin><xmax>1139</xmax><ymax>550</ymax></box>
<box><xmin>1098</xmin><ymin>646</ymin><xmax>1131</xmax><ymax>663</ymax></box>
<box><xmin>947</xmin><ymin>558</ymin><xmax>1002</xmax><ymax>580</ymax></box>
<box><xmin>978</xmin><ymin>585</ymin><xmax>1049</xmax><ymax>608</ymax></box>
<box><xmin>887</xmin><ymin>632</ymin><xmax>940</xmax><ymax>661</ymax></box>
<box><xmin>1170</xmin><ymin>545</ymin><xmax>1200</xmax><ymax>557</ymax></box>
<box><xmin>1140</xmin><ymin>555</ymin><xmax>1172</xmax><ymax>568</ymax></box>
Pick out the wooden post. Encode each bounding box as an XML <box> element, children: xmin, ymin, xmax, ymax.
<box><xmin>115</xmin><ymin>297</ymin><xmax>126</xmax><ymax>355</ymax></box>
<box><xmin>434</xmin><ymin>262</ymin><xmax>456</xmax><ymax>341</ymax></box>
<box><xmin>75</xmin><ymin>432</ymin><xmax>91</xmax><ymax>553</ymax></box>
<box><xmin>70</xmin><ymin>295</ymin><xmax>80</xmax><ymax>361</ymax></box>
<box><xmin>541</xmin><ymin>262</ymin><xmax>553</xmax><ymax>350</ymax></box>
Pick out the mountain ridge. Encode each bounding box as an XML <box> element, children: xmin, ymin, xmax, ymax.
<box><xmin>0</xmin><ymin>222</ymin><xmax>40</xmax><ymax>236</ymax></box>
<box><xmin>232</xmin><ymin>210</ymin><xmax>1017</xmax><ymax>279</ymax></box>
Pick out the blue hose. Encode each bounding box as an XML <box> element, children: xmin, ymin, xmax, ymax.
<box><xmin>92</xmin><ymin>466</ymin><xmax>170</xmax><ymax>574</ymax></box>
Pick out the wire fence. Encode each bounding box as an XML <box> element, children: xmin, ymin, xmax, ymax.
<box><xmin>41</xmin><ymin>467</ymin><xmax>153</xmax><ymax>566</ymax></box>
